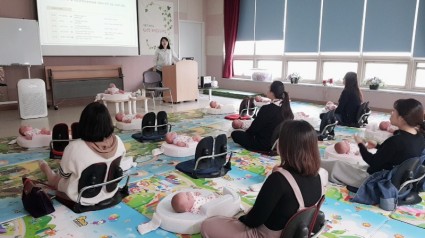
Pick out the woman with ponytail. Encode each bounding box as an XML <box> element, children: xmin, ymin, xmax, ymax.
<box><xmin>323</xmin><ymin>98</ymin><xmax>425</xmax><ymax>188</ymax></box>
<box><xmin>231</xmin><ymin>81</ymin><xmax>294</xmax><ymax>152</ymax></box>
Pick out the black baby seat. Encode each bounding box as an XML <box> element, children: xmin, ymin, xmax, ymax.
<box><xmin>132</xmin><ymin>111</ymin><xmax>172</xmax><ymax>142</ymax></box>
<box><xmin>176</xmin><ymin>134</ymin><xmax>232</xmax><ymax>179</ymax></box>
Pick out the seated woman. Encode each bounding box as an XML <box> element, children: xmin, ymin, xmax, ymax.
<box><xmin>322</xmin><ymin>98</ymin><xmax>425</xmax><ymax>188</ymax></box>
<box><xmin>231</xmin><ymin>81</ymin><xmax>294</xmax><ymax>152</ymax></box>
<box><xmin>201</xmin><ymin>120</ymin><xmax>322</xmax><ymax>238</ymax></box>
<box><xmin>39</xmin><ymin>102</ymin><xmax>126</xmax><ymax>204</ymax></box>
<box><xmin>319</xmin><ymin>72</ymin><xmax>362</xmax><ymax>130</ymax></box>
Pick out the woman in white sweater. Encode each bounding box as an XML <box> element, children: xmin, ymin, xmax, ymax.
<box><xmin>40</xmin><ymin>102</ymin><xmax>126</xmax><ymax>205</ymax></box>
<box><xmin>152</xmin><ymin>36</ymin><xmax>179</xmax><ymax>80</ymax></box>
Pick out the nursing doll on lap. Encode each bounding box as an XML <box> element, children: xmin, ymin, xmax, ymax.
<box><xmin>379</xmin><ymin>121</ymin><xmax>398</xmax><ymax>133</ymax></box>
<box><xmin>232</xmin><ymin>119</ymin><xmax>252</xmax><ymax>130</ymax></box>
<box><xmin>165</xmin><ymin>132</ymin><xmax>202</xmax><ymax>147</ymax></box>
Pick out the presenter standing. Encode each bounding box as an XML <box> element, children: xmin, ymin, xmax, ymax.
<box><xmin>153</xmin><ymin>37</ymin><xmax>179</xmax><ymax>81</ymax></box>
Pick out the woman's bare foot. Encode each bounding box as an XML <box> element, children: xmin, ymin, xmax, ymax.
<box><xmin>39</xmin><ymin>160</ymin><xmax>60</xmax><ymax>189</ymax></box>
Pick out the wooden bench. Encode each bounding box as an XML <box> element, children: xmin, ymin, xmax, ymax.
<box><xmin>45</xmin><ymin>65</ymin><xmax>123</xmax><ymax>110</ymax></box>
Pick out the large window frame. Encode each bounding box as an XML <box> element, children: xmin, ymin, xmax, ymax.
<box><xmin>232</xmin><ymin>0</ymin><xmax>425</xmax><ymax>92</ymax></box>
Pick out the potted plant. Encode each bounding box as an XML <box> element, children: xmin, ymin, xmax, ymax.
<box><xmin>287</xmin><ymin>73</ymin><xmax>301</xmax><ymax>84</ymax></box>
<box><xmin>363</xmin><ymin>77</ymin><xmax>384</xmax><ymax>90</ymax></box>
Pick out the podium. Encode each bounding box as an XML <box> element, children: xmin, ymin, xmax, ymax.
<box><xmin>163</xmin><ymin>60</ymin><xmax>199</xmax><ymax>103</ymax></box>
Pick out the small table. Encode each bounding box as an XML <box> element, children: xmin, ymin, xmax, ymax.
<box><xmin>97</xmin><ymin>93</ymin><xmax>149</xmax><ymax>114</ymax></box>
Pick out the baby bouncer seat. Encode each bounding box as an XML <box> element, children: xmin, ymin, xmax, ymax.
<box><xmin>50</xmin><ymin>122</ymin><xmax>80</xmax><ymax>159</ymax></box>
<box><xmin>175</xmin><ymin>134</ymin><xmax>232</xmax><ymax>179</ymax></box>
<box><xmin>131</xmin><ymin>111</ymin><xmax>172</xmax><ymax>142</ymax></box>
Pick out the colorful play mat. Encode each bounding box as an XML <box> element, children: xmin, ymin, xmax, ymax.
<box><xmin>0</xmin><ymin>101</ymin><xmax>424</xmax><ymax>238</ymax></box>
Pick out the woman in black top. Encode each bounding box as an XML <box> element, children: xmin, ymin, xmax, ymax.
<box><xmin>355</xmin><ymin>98</ymin><xmax>425</xmax><ymax>173</ymax></box>
<box><xmin>323</xmin><ymin>98</ymin><xmax>425</xmax><ymax>187</ymax></box>
<box><xmin>201</xmin><ymin>120</ymin><xmax>322</xmax><ymax>238</ymax></box>
<box><xmin>319</xmin><ymin>72</ymin><xmax>362</xmax><ymax>131</ymax></box>
<box><xmin>231</xmin><ymin>81</ymin><xmax>294</xmax><ymax>152</ymax></box>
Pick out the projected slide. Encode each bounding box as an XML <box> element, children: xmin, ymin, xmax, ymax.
<box><xmin>37</xmin><ymin>0</ymin><xmax>138</xmax><ymax>56</ymax></box>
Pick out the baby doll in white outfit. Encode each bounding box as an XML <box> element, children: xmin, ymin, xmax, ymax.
<box><xmin>171</xmin><ymin>191</ymin><xmax>217</xmax><ymax>214</ymax></box>
<box><xmin>232</xmin><ymin>119</ymin><xmax>252</xmax><ymax>130</ymax></box>
<box><xmin>115</xmin><ymin>112</ymin><xmax>144</xmax><ymax>123</ymax></box>
<box><xmin>209</xmin><ymin>101</ymin><xmax>223</xmax><ymax>109</ymax></box>
<box><xmin>105</xmin><ymin>83</ymin><xmax>125</xmax><ymax>94</ymax></box>
<box><xmin>379</xmin><ymin>121</ymin><xmax>398</xmax><ymax>133</ymax></box>
<box><xmin>165</xmin><ymin>132</ymin><xmax>202</xmax><ymax>147</ymax></box>
<box><xmin>19</xmin><ymin>125</ymin><xmax>51</xmax><ymax>140</ymax></box>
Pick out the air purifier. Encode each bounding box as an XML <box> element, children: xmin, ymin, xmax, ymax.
<box><xmin>18</xmin><ymin>78</ymin><xmax>48</xmax><ymax>119</ymax></box>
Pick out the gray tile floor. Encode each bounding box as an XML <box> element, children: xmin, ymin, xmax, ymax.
<box><xmin>0</xmin><ymin>94</ymin><xmax>240</xmax><ymax>138</ymax></box>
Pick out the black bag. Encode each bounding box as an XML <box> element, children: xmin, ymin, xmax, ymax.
<box><xmin>22</xmin><ymin>178</ymin><xmax>55</xmax><ymax>218</ymax></box>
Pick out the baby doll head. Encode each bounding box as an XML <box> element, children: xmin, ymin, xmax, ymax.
<box><xmin>19</xmin><ymin>125</ymin><xmax>33</xmax><ymax>136</ymax></box>
<box><xmin>109</xmin><ymin>83</ymin><xmax>117</xmax><ymax>88</ymax></box>
<box><xmin>325</xmin><ymin>101</ymin><xmax>337</xmax><ymax>111</ymax></box>
<box><xmin>210</xmin><ymin>101</ymin><xmax>218</xmax><ymax>108</ymax></box>
<box><xmin>165</xmin><ymin>132</ymin><xmax>177</xmax><ymax>144</ymax></box>
<box><xmin>379</xmin><ymin>121</ymin><xmax>391</xmax><ymax>131</ymax></box>
<box><xmin>171</xmin><ymin>192</ymin><xmax>195</xmax><ymax>213</ymax></box>
<box><xmin>254</xmin><ymin>95</ymin><xmax>262</xmax><ymax>102</ymax></box>
<box><xmin>334</xmin><ymin>140</ymin><xmax>350</xmax><ymax>154</ymax></box>
<box><xmin>192</xmin><ymin>135</ymin><xmax>202</xmax><ymax>142</ymax></box>
<box><xmin>134</xmin><ymin>113</ymin><xmax>144</xmax><ymax>119</ymax></box>
<box><xmin>40</xmin><ymin>128</ymin><xmax>51</xmax><ymax>135</ymax></box>
<box><xmin>232</xmin><ymin>120</ymin><xmax>243</xmax><ymax>129</ymax></box>
<box><xmin>115</xmin><ymin>112</ymin><xmax>125</xmax><ymax>122</ymax></box>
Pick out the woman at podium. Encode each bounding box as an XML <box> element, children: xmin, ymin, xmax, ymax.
<box><xmin>153</xmin><ymin>36</ymin><xmax>180</xmax><ymax>80</ymax></box>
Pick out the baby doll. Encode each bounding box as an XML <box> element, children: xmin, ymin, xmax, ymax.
<box><xmin>254</xmin><ymin>95</ymin><xmax>271</xmax><ymax>103</ymax></box>
<box><xmin>115</xmin><ymin>112</ymin><xmax>144</xmax><ymax>123</ymax></box>
<box><xmin>334</xmin><ymin>140</ymin><xmax>350</xmax><ymax>154</ymax></box>
<box><xmin>171</xmin><ymin>191</ymin><xmax>217</xmax><ymax>214</ymax></box>
<box><xmin>105</xmin><ymin>83</ymin><xmax>125</xmax><ymax>94</ymax></box>
<box><xmin>232</xmin><ymin>119</ymin><xmax>251</xmax><ymax>130</ymax></box>
<box><xmin>209</xmin><ymin>101</ymin><xmax>223</xmax><ymax>109</ymax></box>
<box><xmin>379</xmin><ymin>121</ymin><xmax>397</xmax><ymax>133</ymax></box>
<box><xmin>165</xmin><ymin>132</ymin><xmax>202</xmax><ymax>147</ymax></box>
<box><xmin>324</xmin><ymin>101</ymin><xmax>337</xmax><ymax>111</ymax></box>
<box><xmin>19</xmin><ymin>125</ymin><xmax>51</xmax><ymax>140</ymax></box>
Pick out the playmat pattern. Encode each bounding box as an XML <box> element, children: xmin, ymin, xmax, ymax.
<box><xmin>1</xmin><ymin>101</ymin><xmax>424</xmax><ymax>238</ymax></box>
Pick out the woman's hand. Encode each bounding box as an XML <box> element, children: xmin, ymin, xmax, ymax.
<box><xmin>354</xmin><ymin>135</ymin><xmax>364</xmax><ymax>144</ymax></box>
<box><xmin>366</xmin><ymin>140</ymin><xmax>377</xmax><ymax>149</ymax></box>
<box><xmin>152</xmin><ymin>67</ymin><xmax>156</xmax><ymax>72</ymax></box>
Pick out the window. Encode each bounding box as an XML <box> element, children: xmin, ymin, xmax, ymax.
<box><xmin>233</xmin><ymin>60</ymin><xmax>253</xmax><ymax>77</ymax></box>
<box><xmin>255</xmin><ymin>40</ymin><xmax>284</xmax><ymax>55</ymax></box>
<box><xmin>322</xmin><ymin>62</ymin><xmax>358</xmax><ymax>84</ymax></box>
<box><xmin>415</xmin><ymin>63</ymin><xmax>425</xmax><ymax>88</ymax></box>
<box><xmin>287</xmin><ymin>61</ymin><xmax>317</xmax><ymax>81</ymax></box>
<box><xmin>234</xmin><ymin>41</ymin><xmax>254</xmax><ymax>56</ymax></box>
<box><xmin>257</xmin><ymin>60</ymin><xmax>282</xmax><ymax>80</ymax></box>
<box><xmin>364</xmin><ymin>63</ymin><xmax>408</xmax><ymax>87</ymax></box>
